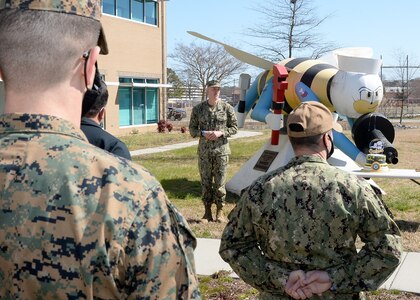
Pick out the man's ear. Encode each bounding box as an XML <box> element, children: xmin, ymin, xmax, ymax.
<box><xmin>98</xmin><ymin>107</ymin><xmax>105</xmax><ymax>122</ymax></box>
<box><xmin>84</xmin><ymin>46</ymin><xmax>101</xmax><ymax>88</ymax></box>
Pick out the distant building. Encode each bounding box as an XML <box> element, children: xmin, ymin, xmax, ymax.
<box><xmin>98</xmin><ymin>1</ymin><xmax>169</xmax><ymax>135</ymax></box>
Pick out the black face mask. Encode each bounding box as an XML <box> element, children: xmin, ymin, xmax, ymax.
<box><xmin>82</xmin><ymin>67</ymin><xmax>103</xmax><ymax>117</ymax></box>
<box><xmin>323</xmin><ymin>134</ymin><xmax>335</xmax><ymax>159</ymax></box>
<box><xmin>82</xmin><ymin>52</ymin><xmax>106</xmax><ymax>117</ymax></box>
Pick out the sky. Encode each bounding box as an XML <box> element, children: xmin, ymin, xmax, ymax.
<box><xmin>166</xmin><ymin>0</ymin><xmax>420</xmax><ymax>80</ymax></box>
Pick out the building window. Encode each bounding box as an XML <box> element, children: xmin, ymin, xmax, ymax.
<box><xmin>118</xmin><ymin>77</ymin><xmax>159</xmax><ymax>127</ymax></box>
<box><xmin>102</xmin><ymin>0</ymin><xmax>158</xmax><ymax>25</ymax></box>
<box><xmin>103</xmin><ymin>0</ymin><xmax>115</xmax><ymax>15</ymax></box>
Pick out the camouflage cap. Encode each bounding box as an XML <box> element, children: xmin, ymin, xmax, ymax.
<box><xmin>0</xmin><ymin>0</ymin><xmax>109</xmax><ymax>55</ymax></box>
<box><xmin>287</xmin><ymin>101</ymin><xmax>342</xmax><ymax>138</ymax></box>
<box><xmin>206</xmin><ymin>80</ymin><xmax>221</xmax><ymax>88</ymax></box>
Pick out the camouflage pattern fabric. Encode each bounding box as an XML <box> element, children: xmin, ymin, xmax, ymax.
<box><xmin>189</xmin><ymin>100</ymin><xmax>238</xmax><ymax>155</ymax></box>
<box><xmin>0</xmin><ymin>0</ymin><xmax>102</xmax><ymax>20</ymax></box>
<box><xmin>220</xmin><ymin>155</ymin><xmax>402</xmax><ymax>300</ymax></box>
<box><xmin>198</xmin><ymin>153</ymin><xmax>228</xmax><ymax>206</ymax></box>
<box><xmin>189</xmin><ymin>100</ymin><xmax>238</xmax><ymax>205</ymax></box>
<box><xmin>0</xmin><ymin>113</ymin><xmax>201</xmax><ymax>299</ymax></box>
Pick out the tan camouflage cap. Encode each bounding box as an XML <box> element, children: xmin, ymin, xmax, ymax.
<box><xmin>206</xmin><ymin>80</ymin><xmax>221</xmax><ymax>88</ymax></box>
<box><xmin>287</xmin><ymin>101</ymin><xmax>342</xmax><ymax>138</ymax></box>
<box><xmin>0</xmin><ymin>0</ymin><xmax>109</xmax><ymax>54</ymax></box>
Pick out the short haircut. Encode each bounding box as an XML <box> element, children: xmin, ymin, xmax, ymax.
<box><xmin>0</xmin><ymin>9</ymin><xmax>100</xmax><ymax>93</ymax></box>
<box><xmin>289</xmin><ymin>133</ymin><xmax>324</xmax><ymax>148</ymax></box>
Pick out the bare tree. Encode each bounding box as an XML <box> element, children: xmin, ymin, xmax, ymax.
<box><xmin>167</xmin><ymin>68</ymin><xmax>184</xmax><ymax>100</ymax></box>
<box><xmin>246</xmin><ymin>0</ymin><xmax>334</xmax><ymax>61</ymax></box>
<box><xmin>382</xmin><ymin>52</ymin><xmax>420</xmax><ymax>122</ymax></box>
<box><xmin>169</xmin><ymin>42</ymin><xmax>246</xmax><ymax>101</ymax></box>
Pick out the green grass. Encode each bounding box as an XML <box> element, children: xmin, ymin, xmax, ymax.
<box><xmin>120</xmin><ymin>130</ymin><xmax>194</xmax><ymax>151</ymax></box>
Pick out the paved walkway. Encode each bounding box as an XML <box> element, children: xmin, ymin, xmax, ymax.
<box><xmin>195</xmin><ymin>238</ymin><xmax>420</xmax><ymax>294</ymax></box>
<box><xmin>129</xmin><ymin>130</ymin><xmax>420</xmax><ymax>295</ymax></box>
<box><xmin>130</xmin><ymin>130</ymin><xmax>263</xmax><ymax>156</ymax></box>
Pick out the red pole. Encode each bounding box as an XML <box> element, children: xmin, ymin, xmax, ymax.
<box><xmin>271</xmin><ymin>64</ymin><xmax>289</xmax><ymax>145</ymax></box>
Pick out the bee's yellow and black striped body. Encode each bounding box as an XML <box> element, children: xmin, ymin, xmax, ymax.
<box><xmin>254</xmin><ymin>58</ymin><xmax>339</xmax><ymax>114</ymax></box>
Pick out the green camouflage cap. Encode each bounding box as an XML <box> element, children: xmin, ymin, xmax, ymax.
<box><xmin>0</xmin><ymin>0</ymin><xmax>109</xmax><ymax>54</ymax></box>
<box><xmin>206</xmin><ymin>80</ymin><xmax>221</xmax><ymax>88</ymax></box>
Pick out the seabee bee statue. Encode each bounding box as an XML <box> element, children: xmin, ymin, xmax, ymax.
<box><xmin>237</xmin><ymin>48</ymin><xmax>384</xmax><ymax>166</ymax></box>
<box><xmin>188</xmin><ymin>32</ymin><xmax>397</xmax><ymax>194</ymax></box>
<box><xmin>188</xmin><ymin>32</ymin><xmax>385</xmax><ymax>166</ymax></box>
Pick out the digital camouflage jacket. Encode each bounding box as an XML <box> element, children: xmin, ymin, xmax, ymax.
<box><xmin>220</xmin><ymin>155</ymin><xmax>402</xmax><ymax>300</ymax></box>
<box><xmin>189</xmin><ymin>100</ymin><xmax>238</xmax><ymax>155</ymax></box>
<box><xmin>0</xmin><ymin>113</ymin><xmax>201</xmax><ymax>300</ymax></box>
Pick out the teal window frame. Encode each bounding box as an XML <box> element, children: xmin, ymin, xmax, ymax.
<box><xmin>102</xmin><ymin>0</ymin><xmax>158</xmax><ymax>25</ymax></box>
<box><xmin>118</xmin><ymin>77</ymin><xmax>160</xmax><ymax>127</ymax></box>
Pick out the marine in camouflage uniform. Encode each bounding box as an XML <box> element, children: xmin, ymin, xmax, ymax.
<box><xmin>0</xmin><ymin>114</ymin><xmax>200</xmax><ymax>299</ymax></box>
<box><xmin>189</xmin><ymin>80</ymin><xmax>238</xmax><ymax>222</ymax></box>
<box><xmin>219</xmin><ymin>102</ymin><xmax>402</xmax><ymax>299</ymax></box>
<box><xmin>0</xmin><ymin>0</ymin><xmax>201</xmax><ymax>298</ymax></box>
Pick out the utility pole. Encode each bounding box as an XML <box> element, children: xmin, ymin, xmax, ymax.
<box><xmin>399</xmin><ymin>55</ymin><xmax>409</xmax><ymax>124</ymax></box>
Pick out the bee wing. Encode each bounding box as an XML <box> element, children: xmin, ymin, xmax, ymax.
<box><xmin>319</xmin><ymin>47</ymin><xmax>374</xmax><ymax>68</ymax></box>
<box><xmin>187</xmin><ymin>31</ymin><xmax>274</xmax><ymax>70</ymax></box>
<box><xmin>319</xmin><ymin>47</ymin><xmax>381</xmax><ymax>74</ymax></box>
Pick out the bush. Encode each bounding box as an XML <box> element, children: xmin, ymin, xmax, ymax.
<box><xmin>180</xmin><ymin>126</ymin><xmax>188</xmax><ymax>133</ymax></box>
<box><xmin>157</xmin><ymin>120</ymin><xmax>174</xmax><ymax>133</ymax></box>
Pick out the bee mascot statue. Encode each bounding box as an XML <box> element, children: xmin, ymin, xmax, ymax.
<box><xmin>188</xmin><ymin>32</ymin><xmax>397</xmax><ymax>194</ymax></box>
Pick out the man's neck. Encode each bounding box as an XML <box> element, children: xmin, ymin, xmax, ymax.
<box><xmin>85</xmin><ymin>115</ymin><xmax>101</xmax><ymax>125</ymax></box>
<box><xmin>207</xmin><ymin>97</ymin><xmax>219</xmax><ymax>106</ymax></box>
<box><xmin>4</xmin><ymin>86</ymin><xmax>83</xmax><ymax>127</ymax></box>
<box><xmin>293</xmin><ymin>146</ymin><xmax>327</xmax><ymax>160</ymax></box>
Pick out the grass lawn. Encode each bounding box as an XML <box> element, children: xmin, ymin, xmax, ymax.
<box><xmin>121</xmin><ymin>127</ymin><xmax>194</xmax><ymax>150</ymax></box>
<box><xmin>128</xmin><ymin>123</ymin><xmax>420</xmax><ymax>299</ymax></box>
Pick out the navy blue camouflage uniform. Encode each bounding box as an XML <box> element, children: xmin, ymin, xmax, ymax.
<box><xmin>220</xmin><ymin>155</ymin><xmax>402</xmax><ymax>300</ymax></box>
<box><xmin>189</xmin><ymin>100</ymin><xmax>238</xmax><ymax>208</ymax></box>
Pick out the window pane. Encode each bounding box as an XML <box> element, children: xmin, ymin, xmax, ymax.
<box><xmin>117</xmin><ymin>0</ymin><xmax>130</xmax><ymax>19</ymax></box>
<box><xmin>119</xmin><ymin>87</ymin><xmax>132</xmax><ymax>126</ymax></box>
<box><xmin>146</xmin><ymin>79</ymin><xmax>158</xmax><ymax>84</ymax></box>
<box><xmin>119</xmin><ymin>78</ymin><xmax>132</xmax><ymax>83</ymax></box>
<box><xmin>145</xmin><ymin>0</ymin><xmax>157</xmax><ymax>25</ymax></box>
<box><xmin>133</xmin><ymin>88</ymin><xmax>146</xmax><ymax>125</ymax></box>
<box><xmin>102</xmin><ymin>0</ymin><xmax>115</xmax><ymax>15</ymax></box>
<box><xmin>146</xmin><ymin>88</ymin><xmax>158</xmax><ymax>124</ymax></box>
<box><xmin>132</xmin><ymin>0</ymin><xmax>144</xmax><ymax>22</ymax></box>
<box><xmin>133</xmin><ymin>78</ymin><xmax>145</xmax><ymax>83</ymax></box>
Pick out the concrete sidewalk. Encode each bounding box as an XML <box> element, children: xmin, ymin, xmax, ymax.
<box><xmin>195</xmin><ymin>238</ymin><xmax>420</xmax><ymax>294</ymax></box>
<box><xmin>130</xmin><ymin>130</ymin><xmax>263</xmax><ymax>156</ymax></box>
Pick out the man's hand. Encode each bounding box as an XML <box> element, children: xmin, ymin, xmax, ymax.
<box><xmin>301</xmin><ymin>270</ymin><xmax>332</xmax><ymax>296</ymax></box>
<box><xmin>204</xmin><ymin>130</ymin><xmax>223</xmax><ymax>140</ymax></box>
<box><xmin>285</xmin><ymin>270</ymin><xmax>332</xmax><ymax>299</ymax></box>
<box><xmin>285</xmin><ymin>270</ymin><xmax>313</xmax><ymax>299</ymax></box>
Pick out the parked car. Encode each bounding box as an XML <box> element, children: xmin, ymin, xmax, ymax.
<box><xmin>167</xmin><ymin>107</ymin><xmax>187</xmax><ymax>121</ymax></box>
